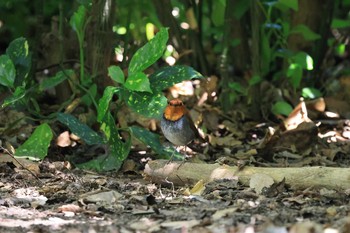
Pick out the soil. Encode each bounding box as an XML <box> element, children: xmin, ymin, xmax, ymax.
<box><xmin>1</xmin><ymin>153</ymin><xmax>350</xmax><ymax>233</ymax></box>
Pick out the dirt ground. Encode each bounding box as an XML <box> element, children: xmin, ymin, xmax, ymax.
<box><xmin>1</xmin><ymin>152</ymin><xmax>350</xmax><ymax>233</ymax></box>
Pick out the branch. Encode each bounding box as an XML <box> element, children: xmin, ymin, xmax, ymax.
<box><xmin>144</xmin><ymin>160</ymin><xmax>350</xmax><ymax>190</ymax></box>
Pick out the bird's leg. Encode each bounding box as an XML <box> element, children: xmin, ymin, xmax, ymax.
<box><xmin>166</xmin><ymin>146</ymin><xmax>177</xmax><ymax>164</ymax></box>
<box><xmin>177</xmin><ymin>146</ymin><xmax>188</xmax><ymax>169</ymax></box>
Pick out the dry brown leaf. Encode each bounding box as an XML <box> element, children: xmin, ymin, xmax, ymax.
<box><xmin>209</xmin><ymin>135</ymin><xmax>242</xmax><ymax>147</ymax></box>
<box><xmin>284</xmin><ymin>99</ymin><xmax>311</xmax><ymax>131</ymax></box>
<box><xmin>188</xmin><ymin>179</ymin><xmax>205</xmax><ymax>196</ymax></box>
<box><xmin>0</xmin><ymin>154</ymin><xmax>40</xmax><ymax>175</ymax></box>
<box><xmin>249</xmin><ymin>173</ymin><xmax>274</xmax><ymax>195</ymax></box>
<box><xmin>58</xmin><ymin>204</ymin><xmax>82</xmax><ymax>213</ymax></box>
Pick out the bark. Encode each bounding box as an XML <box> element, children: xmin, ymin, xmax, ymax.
<box><xmin>145</xmin><ymin>160</ymin><xmax>350</xmax><ymax>190</ymax></box>
<box><xmin>86</xmin><ymin>0</ymin><xmax>116</xmax><ymax>92</ymax></box>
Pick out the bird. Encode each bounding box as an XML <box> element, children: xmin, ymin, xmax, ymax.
<box><xmin>160</xmin><ymin>99</ymin><xmax>204</xmax><ymax>159</ymax></box>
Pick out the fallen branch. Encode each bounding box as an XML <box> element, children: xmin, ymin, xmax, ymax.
<box><xmin>144</xmin><ymin>160</ymin><xmax>350</xmax><ymax>190</ymax></box>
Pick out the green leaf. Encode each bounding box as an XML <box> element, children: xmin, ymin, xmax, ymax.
<box><xmin>149</xmin><ymin>65</ymin><xmax>203</xmax><ymax>92</ymax></box>
<box><xmin>2</xmin><ymin>86</ymin><xmax>26</xmax><ymax>107</ymax></box>
<box><xmin>0</xmin><ymin>55</ymin><xmax>16</xmax><ymax>88</ymax></box>
<box><xmin>211</xmin><ymin>0</ymin><xmax>225</xmax><ymax>26</ymax></box>
<box><xmin>272</xmin><ymin>101</ymin><xmax>293</xmax><ymax>116</ymax></box>
<box><xmin>331</xmin><ymin>18</ymin><xmax>350</xmax><ymax>29</ymax></box>
<box><xmin>108</xmin><ymin>65</ymin><xmax>125</xmax><ymax>84</ymax></box>
<box><xmin>6</xmin><ymin>37</ymin><xmax>31</xmax><ymax>86</ymax></box>
<box><xmin>289</xmin><ymin>24</ymin><xmax>321</xmax><ymax>41</ymax></box>
<box><xmin>15</xmin><ymin>123</ymin><xmax>53</xmax><ymax>160</ymax></box>
<box><xmin>69</xmin><ymin>5</ymin><xmax>86</xmax><ymax>34</ymax></box>
<box><xmin>278</xmin><ymin>0</ymin><xmax>298</xmax><ymax>11</ymax></box>
<box><xmin>97</xmin><ymin>86</ymin><xmax>118</xmax><ymax>122</ymax></box>
<box><xmin>287</xmin><ymin>63</ymin><xmax>303</xmax><ymax>89</ymax></box>
<box><xmin>80</xmin><ymin>112</ymin><xmax>131</xmax><ymax>171</ymax></box>
<box><xmin>39</xmin><ymin>70</ymin><xmax>73</xmax><ymax>91</ymax></box>
<box><xmin>302</xmin><ymin>87</ymin><xmax>322</xmax><ymax>99</ymax></box>
<box><xmin>248</xmin><ymin>75</ymin><xmax>262</xmax><ymax>86</ymax></box>
<box><xmin>291</xmin><ymin>52</ymin><xmax>313</xmax><ymax>70</ymax></box>
<box><xmin>130</xmin><ymin>126</ymin><xmax>182</xmax><ymax>160</ymax></box>
<box><xmin>123</xmin><ymin>90</ymin><xmax>167</xmax><ymax>119</ymax></box>
<box><xmin>233</xmin><ymin>1</ymin><xmax>251</xmax><ymax>19</ymax></box>
<box><xmin>81</xmin><ymin>83</ymin><xmax>97</xmax><ymax>106</ymax></box>
<box><xmin>57</xmin><ymin>113</ymin><xmax>104</xmax><ymax>145</ymax></box>
<box><xmin>228</xmin><ymin>82</ymin><xmax>246</xmax><ymax>94</ymax></box>
<box><xmin>128</xmin><ymin>27</ymin><xmax>168</xmax><ymax>74</ymax></box>
<box><xmin>124</xmin><ymin>72</ymin><xmax>152</xmax><ymax>93</ymax></box>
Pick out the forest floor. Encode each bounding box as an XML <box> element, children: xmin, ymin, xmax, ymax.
<box><xmin>1</xmin><ymin>92</ymin><xmax>350</xmax><ymax>233</ymax></box>
<box><xmin>1</xmin><ymin>155</ymin><xmax>350</xmax><ymax>233</ymax></box>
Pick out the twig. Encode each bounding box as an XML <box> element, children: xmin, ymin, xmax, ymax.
<box><xmin>0</xmin><ymin>145</ymin><xmax>43</xmax><ymax>185</ymax></box>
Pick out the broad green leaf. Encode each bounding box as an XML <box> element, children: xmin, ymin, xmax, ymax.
<box><xmin>76</xmin><ymin>154</ymin><xmax>119</xmax><ymax>171</ymax></box>
<box><xmin>0</xmin><ymin>55</ymin><xmax>16</xmax><ymax>88</ymax></box>
<box><xmin>15</xmin><ymin>123</ymin><xmax>53</xmax><ymax>160</ymax></box>
<box><xmin>57</xmin><ymin>113</ymin><xmax>104</xmax><ymax>145</ymax></box>
<box><xmin>279</xmin><ymin>0</ymin><xmax>298</xmax><ymax>11</ymax></box>
<box><xmin>302</xmin><ymin>87</ymin><xmax>322</xmax><ymax>99</ymax></box>
<box><xmin>130</xmin><ymin>126</ymin><xmax>182</xmax><ymax>160</ymax></box>
<box><xmin>291</xmin><ymin>52</ymin><xmax>313</xmax><ymax>70</ymax></box>
<box><xmin>228</xmin><ymin>82</ymin><xmax>246</xmax><ymax>94</ymax></box>
<box><xmin>80</xmin><ymin>112</ymin><xmax>131</xmax><ymax>171</ymax></box>
<box><xmin>124</xmin><ymin>72</ymin><xmax>152</xmax><ymax>93</ymax></box>
<box><xmin>211</xmin><ymin>1</ymin><xmax>225</xmax><ymax>26</ymax></box>
<box><xmin>78</xmin><ymin>123</ymin><xmax>130</xmax><ymax>171</ymax></box>
<box><xmin>149</xmin><ymin>65</ymin><xmax>203</xmax><ymax>92</ymax></box>
<box><xmin>77</xmin><ymin>119</ymin><xmax>131</xmax><ymax>171</ymax></box>
<box><xmin>233</xmin><ymin>1</ymin><xmax>251</xmax><ymax>19</ymax></box>
<box><xmin>272</xmin><ymin>101</ymin><xmax>293</xmax><ymax>116</ymax></box>
<box><xmin>335</xmin><ymin>43</ymin><xmax>346</xmax><ymax>56</ymax></box>
<box><xmin>128</xmin><ymin>27</ymin><xmax>168</xmax><ymax>74</ymax></box>
<box><xmin>123</xmin><ymin>90</ymin><xmax>167</xmax><ymax>119</ymax></box>
<box><xmin>108</xmin><ymin>65</ymin><xmax>125</xmax><ymax>84</ymax></box>
<box><xmin>248</xmin><ymin>75</ymin><xmax>262</xmax><ymax>86</ymax></box>
<box><xmin>1</xmin><ymin>86</ymin><xmax>26</xmax><ymax>107</ymax></box>
<box><xmin>287</xmin><ymin>63</ymin><xmax>303</xmax><ymax>89</ymax></box>
<box><xmin>331</xmin><ymin>19</ymin><xmax>350</xmax><ymax>29</ymax></box>
<box><xmin>6</xmin><ymin>37</ymin><xmax>31</xmax><ymax>86</ymax></box>
<box><xmin>97</xmin><ymin>86</ymin><xmax>118</xmax><ymax>122</ymax></box>
<box><xmin>69</xmin><ymin>5</ymin><xmax>86</xmax><ymax>34</ymax></box>
<box><xmin>39</xmin><ymin>70</ymin><xmax>74</xmax><ymax>91</ymax></box>
<box><xmin>289</xmin><ymin>24</ymin><xmax>321</xmax><ymax>41</ymax></box>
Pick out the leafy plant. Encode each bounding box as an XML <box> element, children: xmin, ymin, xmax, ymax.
<box><xmin>92</xmin><ymin>27</ymin><xmax>203</xmax><ymax>171</ymax></box>
<box><xmin>57</xmin><ymin>27</ymin><xmax>203</xmax><ymax>171</ymax></box>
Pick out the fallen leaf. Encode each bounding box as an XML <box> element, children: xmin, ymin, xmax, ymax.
<box><xmin>249</xmin><ymin>173</ymin><xmax>274</xmax><ymax>195</ymax></box>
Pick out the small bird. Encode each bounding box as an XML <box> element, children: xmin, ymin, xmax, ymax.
<box><xmin>161</xmin><ymin>99</ymin><xmax>203</xmax><ymax>158</ymax></box>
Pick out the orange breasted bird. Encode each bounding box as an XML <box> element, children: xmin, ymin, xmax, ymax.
<box><xmin>161</xmin><ymin>99</ymin><xmax>203</xmax><ymax>152</ymax></box>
